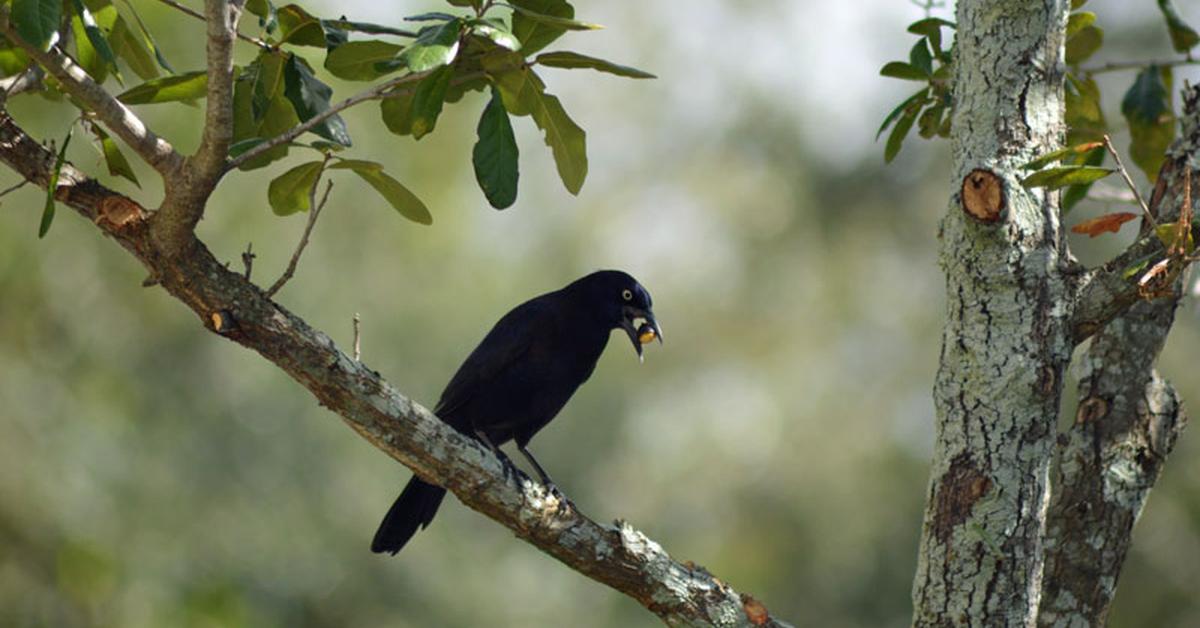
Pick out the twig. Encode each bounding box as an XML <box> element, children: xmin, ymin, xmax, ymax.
<box><xmin>227</xmin><ymin>70</ymin><xmax>486</xmax><ymax>171</ymax></box>
<box><xmin>242</xmin><ymin>242</ymin><xmax>255</xmax><ymax>279</ymax></box>
<box><xmin>0</xmin><ymin>178</ymin><xmax>29</xmax><ymax>199</ymax></box>
<box><xmin>1082</xmin><ymin>57</ymin><xmax>1200</xmax><ymax>76</ymax></box>
<box><xmin>265</xmin><ymin>177</ymin><xmax>333</xmax><ymax>297</ymax></box>
<box><xmin>1103</xmin><ymin>134</ymin><xmax>1157</xmax><ymax>228</ymax></box>
<box><xmin>1175</xmin><ymin>167</ymin><xmax>1193</xmax><ymax>256</ymax></box>
<box><xmin>353</xmin><ymin>313</ymin><xmax>361</xmax><ymax>361</ymax></box>
<box><xmin>155</xmin><ymin>0</ymin><xmax>270</xmax><ymax>49</ymax></box>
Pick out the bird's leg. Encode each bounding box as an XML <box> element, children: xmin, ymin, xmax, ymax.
<box><xmin>516</xmin><ymin>443</ymin><xmax>574</xmax><ymax>512</ymax></box>
<box><xmin>474</xmin><ymin>429</ymin><xmax>520</xmax><ymax>484</ymax></box>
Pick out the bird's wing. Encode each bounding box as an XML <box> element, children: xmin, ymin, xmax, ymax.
<box><xmin>433</xmin><ymin>295</ymin><xmax>554</xmax><ymax>422</ymax></box>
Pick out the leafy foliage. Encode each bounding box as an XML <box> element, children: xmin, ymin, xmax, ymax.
<box><xmin>881</xmin><ymin>2</ymin><xmax>1194</xmax><ymax>228</ymax></box>
<box><xmin>875</xmin><ymin>17</ymin><xmax>954</xmax><ymax>162</ymax></box>
<box><xmin>3</xmin><ymin>0</ymin><xmax>652</xmax><ymax>223</ymax></box>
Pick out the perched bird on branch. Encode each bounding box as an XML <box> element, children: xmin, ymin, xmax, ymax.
<box><xmin>371</xmin><ymin>270</ymin><xmax>662</xmax><ymax>555</ymax></box>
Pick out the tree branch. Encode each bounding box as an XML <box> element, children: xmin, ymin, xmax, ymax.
<box><xmin>226</xmin><ymin>71</ymin><xmax>485</xmax><ymax>171</ymax></box>
<box><xmin>1039</xmin><ymin>84</ymin><xmax>1200</xmax><ymax>624</ymax></box>
<box><xmin>1081</xmin><ymin>56</ymin><xmax>1200</xmax><ymax>76</ymax></box>
<box><xmin>0</xmin><ymin>13</ymin><xmax>183</xmax><ymax>176</ymax></box>
<box><xmin>155</xmin><ymin>0</ymin><xmax>269</xmax><ymax>49</ymax></box>
<box><xmin>1070</xmin><ymin>84</ymin><xmax>1200</xmax><ymax>342</ymax></box>
<box><xmin>266</xmin><ymin>177</ymin><xmax>332</xmax><ymax>297</ymax></box>
<box><xmin>192</xmin><ymin>0</ymin><xmax>244</xmax><ymax>184</ymax></box>
<box><xmin>0</xmin><ymin>109</ymin><xmax>790</xmax><ymax>628</ymax></box>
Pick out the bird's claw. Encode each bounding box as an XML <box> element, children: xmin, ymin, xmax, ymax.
<box><xmin>545</xmin><ymin>483</ymin><xmax>574</xmax><ymax>514</ymax></box>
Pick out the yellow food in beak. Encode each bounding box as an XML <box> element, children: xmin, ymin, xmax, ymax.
<box><xmin>637</xmin><ymin>323</ymin><xmax>657</xmax><ymax>345</ymax></box>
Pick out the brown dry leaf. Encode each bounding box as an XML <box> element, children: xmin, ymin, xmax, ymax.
<box><xmin>1070</xmin><ymin>212</ymin><xmax>1138</xmax><ymax>237</ymax></box>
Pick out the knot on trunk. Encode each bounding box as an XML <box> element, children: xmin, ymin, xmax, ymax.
<box><xmin>961</xmin><ymin>168</ymin><xmax>1006</xmax><ymax>223</ymax></box>
<box><xmin>932</xmin><ymin>454</ymin><xmax>993</xmax><ymax>543</ymax></box>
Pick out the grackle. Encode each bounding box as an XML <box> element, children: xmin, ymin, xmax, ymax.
<box><xmin>371</xmin><ymin>270</ymin><xmax>662</xmax><ymax>555</ymax></box>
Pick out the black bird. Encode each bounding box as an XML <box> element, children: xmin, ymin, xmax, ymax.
<box><xmin>371</xmin><ymin>270</ymin><xmax>662</xmax><ymax>555</ymax></box>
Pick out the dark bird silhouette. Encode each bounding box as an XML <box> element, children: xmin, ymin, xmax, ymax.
<box><xmin>371</xmin><ymin>270</ymin><xmax>662</xmax><ymax>555</ymax></box>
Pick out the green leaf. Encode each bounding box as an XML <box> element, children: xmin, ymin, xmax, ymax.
<box><xmin>13</xmin><ymin>0</ymin><xmax>61</xmax><ymax>51</ymax></box>
<box><xmin>233</xmin><ymin>67</ymin><xmax>301</xmax><ymax>170</ymax></box>
<box><xmin>907</xmin><ymin>18</ymin><xmax>954</xmax><ymax>54</ymax></box>
<box><xmin>283</xmin><ymin>55</ymin><xmax>351</xmax><ymax>146</ymax></box>
<box><xmin>1155</xmin><ymin>222</ymin><xmax>1196</xmax><ymax>252</ymax></box>
<box><xmin>884</xmin><ymin>105</ymin><xmax>918</xmax><ymax>163</ymax></box>
<box><xmin>1071</xmin><ymin>0</ymin><xmax>1089</xmax><ymax>8</ymax></box>
<box><xmin>410</xmin><ymin>65</ymin><xmax>453</xmax><ymax>140</ymax></box>
<box><xmin>119</xmin><ymin>0</ymin><xmax>174</xmax><ymax>73</ymax></box>
<box><xmin>277</xmin><ymin>3</ymin><xmax>327</xmax><ymax>47</ymax></box>
<box><xmin>330</xmin><ymin>160</ymin><xmax>432</xmax><ymax>224</ymax></box>
<box><xmin>400</xmin><ymin>18</ymin><xmax>463</xmax><ymax>72</ymax></box>
<box><xmin>1122</xmin><ymin>66</ymin><xmax>1175</xmax><ymax>182</ymax></box>
<box><xmin>117</xmin><ymin>71</ymin><xmax>208</xmax><ymax>104</ymax></box>
<box><xmin>1066</xmin><ymin>11</ymin><xmax>1096</xmax><ymax>38</ymax></box>
<box><xmin>380</xmin><ymin>88</ymin><xmax>416</xmax><ymax>136</ymax></box>
<box><xmin>510</xmin><ymin>0</ymin><xmax>573</xmax><ymax>55</ymax></box>
<box><xmin>1020</xmin><ymin>165</ymin><xmax>1114</xmax><ymax>189</ymax></box>
<box><xmin>1065</xmin><ymin>73</ymin><xmax>1106</xmax><ymax>143</ymax></box>
<box><xmin>1065</xmin><ymin>23</ymin><xmax>1103</xmax><ymax>65</ymax></box>
<box><xmin>908</xmin><ymin>39</ymin><xmax>933</xmax><ymax>77</ymax></box>
<box><xmin>40</xmin><ymin>129</ymin><xmax>72</xmax><ymax>238</ymax></box>
<box><xmin>470</xmin><ymin>18</ymin><xmax>521</xmax><ymax>51</ymax></box>
<box><xmin>108</xmin><ymin>17</ymin><xmax>158</xmax><ymax>80</ymax></box>
<box><xmin>509</xmin><ymin>3</ymin><xmax>600</xmax><ymax>31</ymax></box>
<box><xmin>0</xmin><ymin>45</ymin><xmax>32</xmax><ymax>77</ymax></box>
<box><xmin>91</xmin><ymin>125</ymin><xmax>139</xmax><ymax>187</ymax></box>
<box><xmin>1157</xmin><ymin>0</ymin><xmax>1200</xmax><ymax>53</ymax></box>
<box><xmin>532</xmin><ymin>91</ymin><xmax>586</xmax><ymax>194</ymax></box>
<box><xmin>267</xmin><ymin>160</ymin><xmax>324</xmax><ymax>215</ymax></box>
<box><xmin>877</xmin><ymin>88</ymin><xmax>929</xmax><ymax>139</ymax></box>
<box><xmin>323</xmin><ymin>40</ymin><xmax>403</xmax><ymax>81</ymax></box>
<box><xmin>917</xmin><ymin>104</ymin><xmax>945</xmax><ymax>139</ymax></box>
<box><xmin>534</xmin><ymin>51</ymin><xmax>655</xmax><ymax>78</ymax></box>
<box><xmin>473</xmin><ymin>90</ymin><xmax>519</xmax><ymax>209</ymax></box>
<box><xmin>879</xmin><ymin>61</ymin><xmax>928</xmax><ymax>81</ymax></box>
<box><xmin>448</xmin><ymin>0</ymin><xmax>480</xmax><ymax>7</ymax></box>
<box><xmin>246</xmin><ymin>0</ymin><xmax>272</xmax><ymax>19</ymax></box>
<box><xmin>69</xmin><ymin>0</ymin><xmax>120</xmax><ymax>82</ymax></box>
<box><xmin>1061</xmin><ymin>146</ymin><xmax>1105</xmax><ymax>213</ymax></box>
<box><xmin>1020</xmin><ymin>141</ymin><xmax>1105</xmax><ymax>170</ymax></box>
<box><xmin>482</xmin><ymin>50</ymin><xmax>544</xmax><ymax>116</ymax></box>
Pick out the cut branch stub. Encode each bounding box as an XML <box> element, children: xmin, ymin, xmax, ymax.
<box><xmin>961</xmin><ymin>168</ymin><xmax>1006</xmax><ymax>223</ymax></box>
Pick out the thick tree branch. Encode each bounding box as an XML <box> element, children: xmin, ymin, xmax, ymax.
<box><xmin>912</xmin><ymin>1</ymin><xmax>1071</xmax><ymax>625</ymax></box>
<box><xmin>227</xmin><ymin>71</ymin><xmax>485</xmax><ymax>171</ymax></box>
<box><xmin>1038</xmin><ymin>307</ymin><xmax>1187</xmax><ymax>625</ymax></box>
<box><xmin>0</xmin><ymin>14</ymin><xmax>183</xmax><ymax>176</ymax></box>
<box><xmin>0</xmin><ymin>110</ymin><xmax>788</xmax><ymax>628</ymax></box>
<box><xmin>1038</xmin><ymin>84</ymin><xmax>1200</xmax><ymax>625</ymax></box>
<box><xmin>1070</xmin><ymin>84</ymin><xmax>1200</xmax><ymax>342</ymax></box>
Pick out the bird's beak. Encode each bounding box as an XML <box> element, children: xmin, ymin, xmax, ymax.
<box><xmin>620</xmin><ymin>306</ymin><xmax>663</xmax><ymax>363</ymax></box>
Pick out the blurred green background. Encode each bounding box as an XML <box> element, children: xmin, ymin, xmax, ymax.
<box><xmin>3</xmin><ymin>1</ymin><xmax>1200</xmax><ymax>626</ymax></box>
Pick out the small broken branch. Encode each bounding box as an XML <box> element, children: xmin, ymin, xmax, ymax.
<box><xmin>1103</xmin><ymin>134</ymin><xmax>1156</xmax><ymax>228</ymax></box>
<box><xmin>353</xmin><ymin>313</ymin><xmax>361</xmax><ymax>361</ymax></box>
<box><xmin>242</xmin><ymin>242</ymin><xmax>255</xmax><ymax>279</ymax></box>
<box><xmin>266</xmin><ymin>178</ymin><xmax>333</xmax><ymax>298</ymax></box>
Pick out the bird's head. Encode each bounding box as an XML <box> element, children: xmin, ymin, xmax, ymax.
<box><xmin>569</xmin><ymin>270</ymin><xmax>663</xmax><ymax>361</ymax></box>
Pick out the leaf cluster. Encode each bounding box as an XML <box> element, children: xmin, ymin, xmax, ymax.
<box><xmin>5</xmin><ymin>0</ymin><xmax>655</xmax><ymax>234</ymax></box>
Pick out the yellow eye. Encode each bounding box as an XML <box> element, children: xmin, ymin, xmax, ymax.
<box><xmin>622</xmin><ymin>289</ymin><xmax>633</xmax><ymax>301</ymax></box>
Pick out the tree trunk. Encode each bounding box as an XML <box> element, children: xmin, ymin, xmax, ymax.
<box><xmin>912</xmin><ymin>1</ymin><xmax>1071</xmax><ymax>625</ymax></box>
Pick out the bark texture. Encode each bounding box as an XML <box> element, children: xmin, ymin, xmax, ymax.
<box><xmin>913</xmin><ymin>1</ymin><xmax>1071</xmax><ymax>625</ymax></box>
<box><xmin>1037</xmin><ymin>90</ymin><xmax>1200</xmax><ymax>626</ymax></box>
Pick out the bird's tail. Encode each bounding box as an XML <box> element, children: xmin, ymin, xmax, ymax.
<box><xmin>370</xmin><ymin>477</ymin><xmax>447</xmax><ymax>555</ymax></box>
